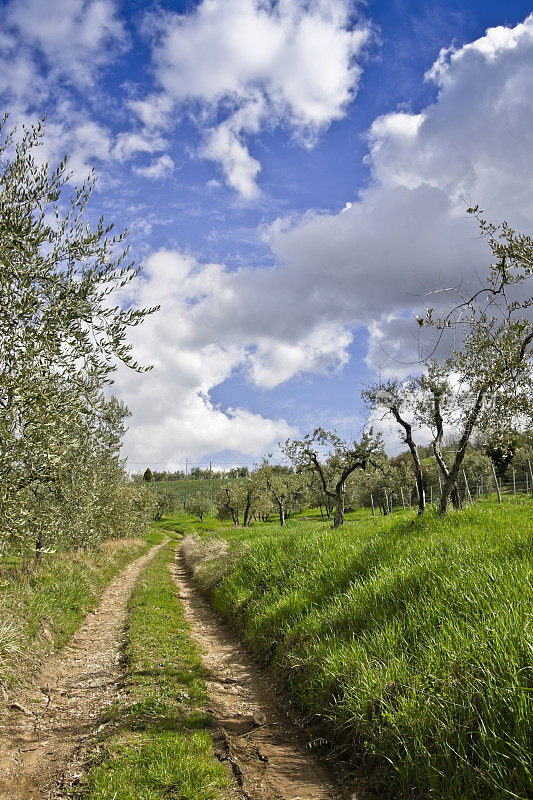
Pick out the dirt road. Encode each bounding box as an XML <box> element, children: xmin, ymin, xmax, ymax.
<box><xmin>0</xmin><ymin>541</ymin><xmax>166</xmax><ymax>800</ymax></box>
<box><xmin>172</xmin><ymin>548</ymin><xmax>361</xmax><ymax>800</ymax></box>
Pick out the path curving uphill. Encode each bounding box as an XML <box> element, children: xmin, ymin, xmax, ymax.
<box><xmin>0</xmin><ymin>540</ymin><xmax>167</xmax><ymax>800</ymax></box>
<box><xmin>173</xmin><ymin>548</ymin><xmax>359</xmax><ymax>800</ymax></box>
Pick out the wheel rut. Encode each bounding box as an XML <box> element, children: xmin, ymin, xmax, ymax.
<box><xmin>172</xmin><ymin>548</ymin><xmax>362</xmax><ymax>800</ymax></box>
<box><xmin>0</xmin><ymin>540</ymin><xmax>167</xmax><ymax>800</ymax></box>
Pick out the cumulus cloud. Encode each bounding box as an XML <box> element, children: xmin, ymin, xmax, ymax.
<box><xmin>136</xmin><ymin>0</ymin><xmax>370</xmax><ymax>195</ymax></box>
<box><xmin>266</xmin><ymin>13</ymin><xmax>533</xmax><ymax>366</ymax></box>
<box><xmin>115</xmin><ymin>250</ymin><xmax>298</xmax><ymax>465</ymax></box>
<box><xmin>134</xmin><ymin>154</ymin><xmax>175</xmax><ymax>180</ymax></box>
<box><xmin>113</xmin><ymin>131</ymin><xmax>167</xmax><ymax>162</ymax></box>
<box><xmin>3</xmin><ymin>0</ymin><xmax>128</xmax><ymax>88</ymax></box>
<box><xmin>0</xmin><ymin>0</ymin><xmax>138</xmax><ymax>180</ymax></box>
<box><xmin>114</xmin><ymin>14</ymin><xmax>533</xmax><ymax>464</ymax></box>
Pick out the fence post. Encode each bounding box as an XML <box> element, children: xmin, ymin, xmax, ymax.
<box><xmin>462</xmin><ymin>470</ymin><xmax>472</xmax><ymax>503</ymax></box>
<box><xmin>384</xmin><ymin>490</ymin><xmax>389</xmax><ymax>515</ymax></box>
<box><xmin>513</xmin><ymin>470</ymin><xmax>516</xmax><ymax>499</ymax></box>
<box><xmin>370</xmin><ymin>494</ymin><xmax>375</xmax><ymax>518</ymax></box>
<box><xmin>400</xmin><ymin>487</ymin><xmax>405</xmax><ymax>509</ymax></box>
<box><xmin>528</xmin><ymin>460</ymin><xmax>533</xmax><ymax>494</ymax></box>
<box><xmin>491</xmin><ymin>464</ymin><xmax>502</xmax><ymax>503</ymax></box>
<box><xmin>430</xmin><ymin>485</ymin><xmax>433</xmax><ymax>504</ymax></box>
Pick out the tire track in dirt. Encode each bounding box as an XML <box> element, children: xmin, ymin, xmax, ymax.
<box><xmin>0</xmin><ymin>540</ymin><xmax>167</xmax><ymax>800</ymax></box>
<box><xmin>172</xmin><ymin>548</ymin><xmax>362</xmax><ymax>800</ymax></box>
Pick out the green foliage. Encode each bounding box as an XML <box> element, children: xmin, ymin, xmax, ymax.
<box><xmin>185</xmin><ymin>495</ymin><xmax>212</xmax><ymax>522</ymax></box>
<box><xmin>143</xmin><ymin>467</ymin><xmax>154</xmax><ymax>482</ymax></box>
<box><xmin>150</xmin><ymin>485</ymin><xmax>178</xmax><ymax>521</ymax></box>
<box><xmin>191</xmin><ymin>502</ymin><xmax>533</xmax><ymax>800</ymax></box>
<box><xmin>0</xmin><ymin>115</ymin><xmax>157</xmax><ymax>554</ymax></box>
<box><xmin>283</xmin><ymin>428</ymin><xmax>384</xmax><ymax>526</ymax></box>
<box><xmin>484</xmin><ymin>429</ymin><xmax>520</xmax><ymax>475</ymax></box>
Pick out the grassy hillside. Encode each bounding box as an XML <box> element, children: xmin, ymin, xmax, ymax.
<box><xmin>0</xmin><ymin>531</ymin><xmax>163</xmax><ymax>692</ymax></box>
<box><xmin>185</xmin><ymin>500</ymin><xmax>533</xmax><ymax>800</ymax></box>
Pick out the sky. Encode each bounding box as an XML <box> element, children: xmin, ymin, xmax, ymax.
<box><xmin>1</xmin><ymin>0</ymin><xmax>533</xmax><ymax>471</ymax></box>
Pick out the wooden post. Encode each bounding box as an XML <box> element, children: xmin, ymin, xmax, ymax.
<box><xmin>400</xmin><ymin>487</ymin><xmax>405</xmax><ymax>509</ymax></box>
<box><xmin>491</xmin><ymin>464</ymin><xmax>502</xmax><ymax>503</ymax></box>
<box><xmin>370</xmin><ymin>494</ymin><xmax>375</xmax><ymax>518</ymax></box>
<box><xmin>528</xmin><ymin>460</ymin><xmax>533</xmax><ymax>494</ymax></box>
<box><xmin>384</xmin><ymin>490</ymin><xmax>389</xmax><ymax>515</ymax></box>
<box><xmin>513</xmin><ymin>470</ymin><xmax>516</xmax><ymax>499</ymax></box>
<box><xmin>463</xmin><ymin>469</ymin><xmax>472</xmax><ymax>503</ymax></box>
<box><xmin>430</xmin><ymin>485</ymin><xmax>433</xmax><ymax>504</ymax></box>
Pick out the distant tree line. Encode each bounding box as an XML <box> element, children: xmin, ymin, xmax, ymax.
<box><xmin>143</xmin><ymin>464</ymin><xmax>294</xmax><ymax>482</ymax></box>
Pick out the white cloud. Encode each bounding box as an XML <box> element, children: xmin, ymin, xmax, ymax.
<box><xmin>115</xmin><ymin>250</ymin><xmax>298</xmax><ymax>465</ymax></box>
<box><xmin>137</xmin><ymin>0</ymin><xmax>370</xmax><ymax>195</ymax></box>
<box><xmin>114</xmin><ymin>14</ymin><xmax>533</xmax><ymax>464</ymax></box>
<box><xmin>134</xmin><ymin>154</ymin><xmax>175</xmax><ymax>180</ymax></box>
<box><xmin>266</xmin><ymin>13</ymin><xmax>533</xmax><ymax>366</ymax></box>
<box><xmin>249</xmin><ymin>324</ymin><xmax>353</xmax><ymax>388</ymax></box>
<box><xmin>201</xmin><ymin>122</ymin><xmax>262</xmax><ymax>199</ymax></box>
<box><xmin>32</xmin><ymin>112</ymin><xmax>114</xmax><ymax>182</ymax></box>
<box><xmin>3</xmin><ymin>0</ymin><xmax>128</xmax><ymax>88</ymax></box>
<box><xmin>113</xmin><ymin>131</ymin><xmax>167</xmax><ymax>162</ymax></box>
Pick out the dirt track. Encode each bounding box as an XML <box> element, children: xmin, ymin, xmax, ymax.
<box><xmin>0</xmin><ymin>541</ymin><xmax>166</xmax><ymax>800</ymax></box>
<box><xmin>0</xmin><ymin>539</ymin><xmax>365</xmax><ymax>800</ymax></box>
<box><xmin>172</xmin><ymin>548</ymin><xmax>362</xmax><ymax>800</ymax></box>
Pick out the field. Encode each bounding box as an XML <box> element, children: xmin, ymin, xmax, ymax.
<box><xmin>182</xmin><ymin>498</ymin><xmax>533</xmax><ymax>800</ymax></box>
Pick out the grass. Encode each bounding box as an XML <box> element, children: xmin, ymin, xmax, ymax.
<box><xmin>186</xmin><ymin>498</ymin><xmax>533</xmax><ymax>800</ymax></box>
<box><xmin>153</xmin><ymin>510</ymin><xmax>234</xmax><ymax>536</ymax></box>
<box><xmin>74</xmin><ymin>539</ymin><xmax>228</xmax><ymax>800</ymax></box>
<box><xmin>0</xmin><ymin>531</ymin><xmax>163</xmax><ymax>690</ymax></box>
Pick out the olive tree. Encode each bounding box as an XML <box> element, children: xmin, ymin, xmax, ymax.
<box><xmin>186</xmin><ymin>496</ymin><xmax>212</xmax><ymax>523</ymax></box>
<box><xmin>253</xmin><ymin>460</ymin><xmax>307</xmax><ymax>526</ymax></box>
<box><xmin>0</xmin><ymin>115</ymin><xmax>157</xmax><ymax>553</ymax></box>
<box><xmin>363</xmin><ymin>379</ymin><xmax>426</xmax><ymax>514</ymax></box>
<box><xmin>417</xmin><ymin>209</ymin><xmax>532</xmax><ymax>514</ymax></box>
<box><xmin>283</xmin><ymin>428</ymin><xmax>383</xmax><ymax>528</ymax></box>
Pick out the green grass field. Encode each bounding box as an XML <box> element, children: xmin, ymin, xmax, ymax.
<box><xmin>184</xmin><ymin>498</ymin><xmax>533</xmax><ymax>800</ymax></box>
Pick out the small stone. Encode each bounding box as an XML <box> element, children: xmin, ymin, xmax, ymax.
<box><xmin>10</xmin><ymin>702</ymin><xmax>32</xmax><ymax>715</ymax></box>
<box><xmin>252</xmin><ymin>711</ymin><xmax>266</xmax><ymax>726</ymax></box>
<box><xmin>42</xmin><ymin>628</ymin><xmax>54</xmax><ymax>643</ymax></box>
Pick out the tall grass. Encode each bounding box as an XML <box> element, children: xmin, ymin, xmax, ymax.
<box><xmin>0</xmin><ymin>534</ymin><xmax>161</xmax><ymax>690</ymax></box>
<box><xmin>189</xmin><ymin>500</ymin><xmax>533</xmax><ymax>800</ymax></box>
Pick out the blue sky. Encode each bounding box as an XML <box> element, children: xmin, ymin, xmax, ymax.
<box><xmin>1</xmin><ymin>0</ymin><xmax>532</xmax><ymax>470</ymax></box>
